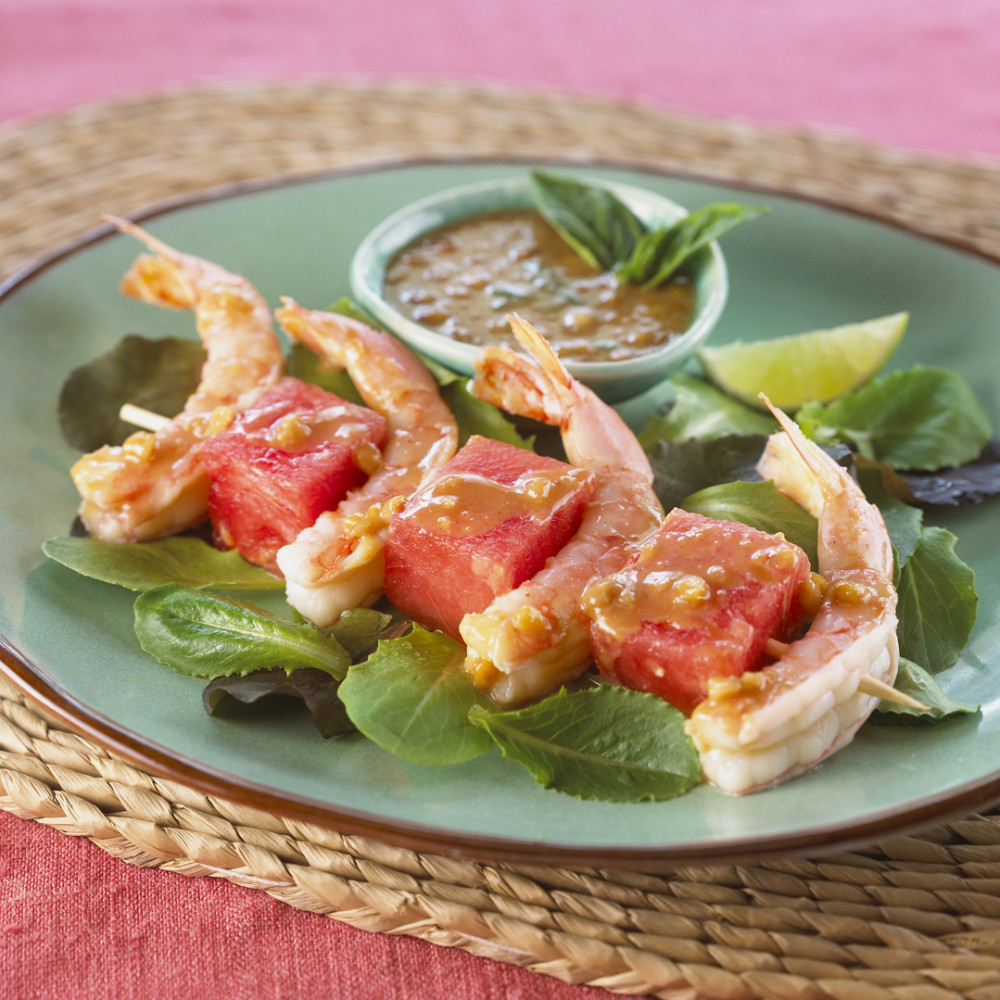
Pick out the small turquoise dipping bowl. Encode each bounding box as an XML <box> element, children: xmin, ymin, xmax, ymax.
<box><xmin>349</xmin><ymin>175</ymin><xmax>729</xmax><ymax>403</ymax></box>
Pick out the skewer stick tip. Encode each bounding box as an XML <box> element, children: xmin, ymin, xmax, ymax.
<box><xmin>857</xmin><ymin>674</ymin><xmax>930</xmax><ymax>711</ymax></box>
<box><xmin>120</xmin><ymin>403</ymin><xmax>171</xmax><ymax>432</ymax></box>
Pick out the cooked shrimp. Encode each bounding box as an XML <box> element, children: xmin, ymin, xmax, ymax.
<box><xmin>460</xmin><ymin>315</ymin><xmax>663</xmax><ymax>707</ymax></box>
<box><xmin>70</xmin><ymin>217</ymin><xmax>284</xmax><ymax>542</ymax></box>
<box><xmin>273</xmin><ymin>300</ymin><xmax>458</xmax><ymax>625</ymax></box>
<box><xmin>685</xmin><ymin>397</ymin><xmax>899</xmax><ymax>795</ymax></box>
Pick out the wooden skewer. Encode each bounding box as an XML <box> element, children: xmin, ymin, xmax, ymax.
<box><xmin>120</xmin><ymin>403</ymin><xmax>171</xmax><ymax>432</ymax></box>
<box><xmin>765</xmin><ymin>638</ymin><xmax>929</xmax><ymax>711</ymax></box>
<box><xmin>857</xmin><ymin>675</ymin><xmax>931</xmax><ymax>711</ymax></box>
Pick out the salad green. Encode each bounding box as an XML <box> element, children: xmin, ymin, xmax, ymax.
<box><xmin>45</xmin><ymin>295</ymin><xmax>995</xmax><ymax>802</ymax></box>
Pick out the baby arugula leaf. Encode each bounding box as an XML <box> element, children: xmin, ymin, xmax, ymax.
<box><xmin>338</xmin><ymin>626</ymin><xmax>494</xmax><ymax>766</ymax></box>
<box><xmin>43</xmin><ymin>536</ymin><xmax>283</xmax><ymax>591</ymax></box>
<box><xmin>617</xmin><ymin>203</ymin><xmax>769</xmax><ymax>288</ymax></box>
<box><xmin>873</xmin><ymin>658</ymin><xmax>979</xmax><ymax>724</ymax></box>
<box><xmin>468</xmin><ymin>686</ymin><xmax>700</xmax><ymax>802</ymax></box>
<box><xmin>530</xmin><ymin>171</ymin><xmax>645</xmax><ymax>271</ymax></box>
<box><xmin>896</xmin><ymin>527</ymin><xmax>978</xmax><ymax>672</ymax></box>
<box><xmin>58</xmin><ymin>334</ymin><xmax>206</xmax><ymax>450</ymax></box>
<box><xmin>798</xmin><ymin>366</ymin><xmax>993</xmax><ymax>471</ymax></box>
<box><xmin>135</xmin><ymin>584</ymin><xmax>350</xmax><ymax>681</ymax></box>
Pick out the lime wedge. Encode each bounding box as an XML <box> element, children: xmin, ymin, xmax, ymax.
<box><xmin>697</xmin><ymin>312</ymin><xmax>908</xmax><ymax>410</ymax></box>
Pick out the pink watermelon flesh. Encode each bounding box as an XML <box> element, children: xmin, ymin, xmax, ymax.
<box><xmin>384</xmin><ymin>435</ymin><xmax>595</xmax><ymax>639</ymax></box>
<box><xmin>587</xmin><ymin>508</ymin><xmax>812</xmax><ymax>715</ymax></box>
<box><xmin>201</xmin><ymin>377</ymin><xmax>387</xmax><ymax>573</ymax></box>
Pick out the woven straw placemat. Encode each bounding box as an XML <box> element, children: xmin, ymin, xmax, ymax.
<box><xmin>4</xmin><ymin>80</ymin><xmax>1000</xmax><ymax>1000</ymax></box>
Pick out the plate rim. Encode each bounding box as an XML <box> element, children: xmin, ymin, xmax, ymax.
<box><xmin>4</xmin><ymin>154</ymin><xmax>1000</xmax><ymax>871</ymax></box>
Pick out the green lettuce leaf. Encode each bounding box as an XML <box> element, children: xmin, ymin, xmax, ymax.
<box><xmin>896</xmin><ymin>527</ymin><xmax>978</xmax><ymax>672</ymax></box>
<box><xmin>682</xmin><ymin>479</ymin><xmax>819</xmax><ymax>566</ymax></box>
<box><xmin>58</xmin><ymin>334</ymin><xmax>206</xmax><ymax>450</ymax></box>
<box><xmin>286</xmin><ymin>342</ymin><xmax>364</xmax><ymax>404</ymax></box>
<box><xmin>43</xmin><ymin>535</ymin><xmax>283</xmax><ymax>591</ymax></box>
<box><xmin>134</xmin><ymin>584</ymin><xmax>350</xmax><ymax>680</ymax></box>
<box><xmin>873</xmin><ymin>658</ymin><xmax>979</xmax><ymax>724</ymax></box>
<box><xmin>469</xmin><ymin>686</ymin><xmax>700</xmax><ymax>802</ymax></box>
<box><xmin>798</xmin><ymin>366</ymin><xmax>993</xmax><ymax>470</ymax></box>
<box><xmin>637</xmin><ymin>375</ymin><xmax>776</xmax><ymax>446</ymax></box>
<box><xmin>338</xmin><ymin>626</ymin><xmax>494</xmax><ymax>765</ymax></box>
<box><xmin>646</xmin><ymin>434</ymin><xmax>769</xmax><ymax>512</ymax></box>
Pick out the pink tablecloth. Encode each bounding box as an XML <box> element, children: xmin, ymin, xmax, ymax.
<box><xmin>2</xmin><ymin>3</ymin><xmax>999</xmax><ymax>998</ymax></box>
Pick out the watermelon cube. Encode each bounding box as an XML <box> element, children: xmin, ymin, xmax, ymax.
<box><xmin>201</xmin><ymin>377</ymin><xmax>387</xmax><ymax>573</ymax></box>
<box><xmin>585</xmin><ymin>508</ymin><xmax>812</xmax><ymax>715</ymax></box>
<box><xmin>384</xmin><ymin>435</ymin><xmax>595</xmax><ymax>638</ymax></box>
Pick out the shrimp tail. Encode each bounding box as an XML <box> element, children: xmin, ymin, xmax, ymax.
<box><xmin>102</xmin><ymin>214</ymin><xmax>198</xmax><ymax>310</ymax></box>
<box><xmin>102</xmin><ymin>214</ymin><xmax>185</xmax><ymax>264</ymax></box>
<box><xmin>506</xmin><ymin>313</ymin><xmax>574</xmax><ymax>390</ymax></box>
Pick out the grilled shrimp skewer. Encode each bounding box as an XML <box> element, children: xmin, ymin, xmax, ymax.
<box><xmin>686</xmin><ymin>398</ymin><xmax>899</xmax><ymax>795</ymax></box>
<box><xmin>461</xmin><ymin>315</ymin><xmax>663</xmax><ymax>707</ymax></box>
<box><xmin>274</xmin><ymin>300</ymin><xmax>458</xmax><ymax>626</ymax></box>
<box><xmin>71</xmin><ymin>217</ymin><xmax>284</xmax><ymax>543</ymax></box>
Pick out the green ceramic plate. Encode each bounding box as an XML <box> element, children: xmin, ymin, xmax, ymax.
<box><xmin>2</xmin><ymin>160</ymin><xmax>999</xmax><ymax>869</ymax></box>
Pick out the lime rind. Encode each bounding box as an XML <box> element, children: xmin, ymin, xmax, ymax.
<box><xmin>696</xmin><ymin>312</ymin><xmax>908</xmax><ymax>410</ymax></box>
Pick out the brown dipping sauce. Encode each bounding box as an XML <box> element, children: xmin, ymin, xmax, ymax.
<box><xmin>383</xmin><ymin>209</ymin><xmax>697</xmax><ymax>362</ymax></box>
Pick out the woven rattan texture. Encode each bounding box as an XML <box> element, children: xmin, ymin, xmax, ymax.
<box><xmin>3</xmin><ymin>80</ymin><xmax>1000</xmax><ymax>999</ymax></box>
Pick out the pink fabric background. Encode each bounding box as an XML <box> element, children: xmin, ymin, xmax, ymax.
<box><xmin>4</xmin><ymin>0</ymin><xmax>1000</xmax><ymax>158</ymax></box>
<box><xmin>2</xmin><ymin>2</ymin><xmax>999</xmax><ymax>998</ymax></box>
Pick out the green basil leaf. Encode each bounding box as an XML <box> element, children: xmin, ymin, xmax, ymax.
<box><xmin>530</xmin><ymin>171</ymin><xmax>644</xmax><ymax>271</ymax></box>
<box><xmin>798</xmin><ymin>367</ymin><xmax>993</xmax><ymax>470</ymax></box>
<box><xmin>43</xmin><ymin>536</ymin><xmax>283</xmax><ymax>591</ymax></box>
<box><xmin>873</xmin><ymin>658</ymin><xmax>979</xmax><ymax>724</ymax></box>
<box><xmin>618</xmin><ymin>203</ymin><xmax>768</xmax><ymax>287</ymax></box>
<box><xmin>338</xmin><ymin>626</ymin><xmax>493</xmax><ymax>765</ymax></box>
<box><xmin>203</xmin><ymin>667</ymin><xmax>355</xmax><ymax>737</ymax></box>
<box><xmin>134</xmin><ymin>584</ymin><xmax>350</xmax><ymax>680</ymax></box>
<box><xmin>647</xmin><ymin>434</ymin><xmax>769</xmax><ymax>512</ymax></box>
<box><xmin>469</xmin><ymin>686</ymin><xmax>700</xmax><ymax>802</ymax></box>
<box><xmin>682</xmin><ymin>479</ymin><xmax>819</xmax><ymax>567</ymax></box>
<box><xmin>896</xmin><ymin>526</ymin><xmax>978</xmax><ymax>672</ymax></box>
<box><xmin>638</xmin><ymin>375</ymin><xmax>777</xmax><ymax>446</ymax></box>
